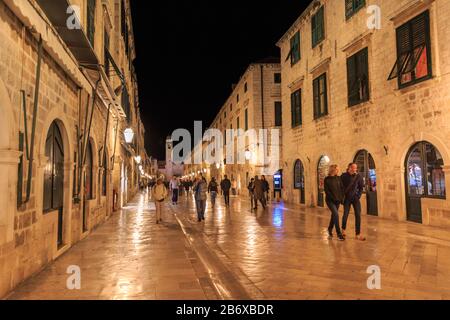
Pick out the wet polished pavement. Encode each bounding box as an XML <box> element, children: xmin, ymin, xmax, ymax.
<box><xmin>7</xmin><ymin>191</ymin><xmax>450</xmax><ymax>300</ymax></box>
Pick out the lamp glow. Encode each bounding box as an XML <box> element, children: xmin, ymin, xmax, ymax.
<box><xmin>124</xmin><ymin>128</ymin><xmax>135</xmax><ymax>144</ymax></box>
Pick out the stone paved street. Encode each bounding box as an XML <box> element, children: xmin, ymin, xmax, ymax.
<box><xmin>7</xmin><ymin>191</ymin><xmax>450</xmax><ymax>300</ymax></box>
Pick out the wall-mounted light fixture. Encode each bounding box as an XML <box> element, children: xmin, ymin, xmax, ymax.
<box><xmin>124</xmin><ymin>128</ymin><xmax>134</xmax><ymax>144</ymax></box>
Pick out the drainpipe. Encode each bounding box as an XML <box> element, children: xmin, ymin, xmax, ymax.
<box><xmin>25</xmin><ymin>35</ymin><xmax>43</xmax><ymax>203</ymax></box>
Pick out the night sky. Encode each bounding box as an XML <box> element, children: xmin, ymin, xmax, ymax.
<box><xmin>131</xmin><ymin>0</ymin><xmax>312</xmax><ymax>160</ymax></box>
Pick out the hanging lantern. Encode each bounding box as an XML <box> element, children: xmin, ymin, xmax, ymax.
<box><xmin>124</xmin><ymin>128</ymin><xmax>134</xmax><ymax>144</ymax></box>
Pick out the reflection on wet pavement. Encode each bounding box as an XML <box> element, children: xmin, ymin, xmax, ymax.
<box><xmin>8</xmin><ymin>191</ymin><xmax>450</xmax><ymax>300</ymax></box>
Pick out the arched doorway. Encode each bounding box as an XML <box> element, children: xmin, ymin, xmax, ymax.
<box><xmin>83</xmin><ymin>139</ymin><xmax>94</xmax><ymax>232</ymax></box>
<box><xmin>43</xmin><ymin>121</ymin><xmax>65</xmax><ymax>246</ymax></box>
<box><xmin>354</xmin><ymin>150</ymin><xmax>378</xmax><ymax>216</ymax></box>
<box><xmin>294</xmin><ymin>160</ymin><xmax>305</xmax><ymax>204</ymax></box>
<box><xmin>317</xmin><ymin>155</ymin><xmax>331</xmax><ymax>207</ymax></box>
<box><xmin>405</xmin><ymin>141</ymin><xmax>446</xmax><ymax>223</ymax></box>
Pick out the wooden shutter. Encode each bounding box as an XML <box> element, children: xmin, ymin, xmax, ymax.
<box><xmin>313</xmin><ymin>78</ymin><xmax>319</xmax><ymax>119</ymax></box>
<box><xmin>291</xmin><ymin>92</ymin><xmax>296</xmax><ymax>127</ymax></box>
<box><xmin>317</xmin><ymin>6</ymin><xmax>324</xmax><ymax>42</ymax></box>
<box><xmin>347</xmin><ymin>54</ymin><xmax>357</xmax><ymax>105</ymax></box>
<box><xmin>345</xmin><ymin>0</ymin><xmax>354</xmax><ymax>18</ymax></box>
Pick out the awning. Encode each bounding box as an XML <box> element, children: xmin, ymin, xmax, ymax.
<box><xmin>35</xmin><ymin>0</ymin><xmax>98</xmax><ymax>66</ymax></box>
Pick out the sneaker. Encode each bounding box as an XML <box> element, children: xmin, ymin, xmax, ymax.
<box><xmin>338</xmin><ymin>235</ymin><xmax>345</xmax><ymax>241</ymax></box>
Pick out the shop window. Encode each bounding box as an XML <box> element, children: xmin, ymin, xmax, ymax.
<box><xmin>406</xmin><ymin>142</ymin><xmax>445</xmax><ymax>198</ymax></box>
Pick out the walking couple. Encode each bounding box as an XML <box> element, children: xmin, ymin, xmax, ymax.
<box><xmin>247</xmin><ymin>175</ymin><xmax>268</xmax><ymax>210</ymax></box>
<box><xmin>324</xmin><ymin>163</ymin><xmax>367</xmax><ymax>242</ymax></box>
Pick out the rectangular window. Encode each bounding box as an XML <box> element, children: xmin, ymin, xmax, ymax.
<box><xmin>287</xmin><ymin>31</ymin><xmax>300</xmax><ymax>65</ymax></box>
<box><xmin>291</xmin><ymin>90</ymin><xmax>302</xmax><ymax>128</ymax></box>
<box><xmin>275</xmin><ymin>102</ymin><xmax>282</xmax><ymax>127</ymax></box>
<box><xmin>244</xmin><ymin>83</ymin><xmax>248</xmax><ymax>92</ymax></box>
<box><xmin>87</xmin><ymin>0</ymin><xmax>96</xmax><ymax>46</ymax></box>
<box><xmin>244</xmin><ymin>109</ymin><xmax>248</xmax><ymax>131</ymax></box>
<box><xmin>313</xmin><ymin>73</ymin><xmax>328</xmax><ymax>119</ymax></box>
<box><xmin>236</xmin><ymin>117</ymin><xmax>240</xmax><ymax>130</ymax></box>
<box><xmin>312</xmin><ymin>6</ymin><xmax>325</xmax><ymax>48</ymax></box>
<box><xmin>274</xmin><ymin>73</ymin><xmax>282</xmax><ymax>84</ymax></box>
<box><xmin>345</xmin><ymin>0</ymin><xmax>365</xmax><ymax>19</ymax></box>
<box><xmin>347</xmin><ymin>47</ymin><xmax>369</xmax><ymax>107</ymax></box>
<box><xmin>237</xmin><ymin>94</ymin><xmax>240</xmax><ymax>103</ymax></box>
<box><xmin>104</xmin><ymin>29</ymin><xmax>110</xmax><ymax>78</ymax></box>
<box><xmin>388</xmin><ymin>11</ymin><xmax>432</xmax><ymax>88</ymax></box>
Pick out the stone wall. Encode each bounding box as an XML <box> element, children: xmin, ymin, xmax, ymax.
<box><xmin>278</xmin><ymin>0</ymin><xmax>450</xmax><ymax>227</ymax></box>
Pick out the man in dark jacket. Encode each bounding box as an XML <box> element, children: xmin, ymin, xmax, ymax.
<box><xmin>341</xmin><ymin>163</ymin><xmax>366</xmax><ymax>241</ymax></box>
<box><xmin>220</xmin><ymin>175</ymin><xmax>232</xmax><ymax>207</ymax></box>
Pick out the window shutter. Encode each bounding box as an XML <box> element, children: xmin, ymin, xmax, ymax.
<box><xmin>345</xmin><ymin>0</ymin><xmax>354</xmax><ymax>18</ymax></box>
<box><xmin>311</xmin><ymin>14</ymin><xmax>317</xmax><ymax>46</ymax></box>
<box><xmin>411</xmin><ymin>12</ymin><xmax>427</xmax><ymax>48</ymax></box>
<box><xmin>318</xmin><ymin>7</ymin><xmax>324</xmax><ymax>41</ymax></box>
<box><xmin>313</xmin><ymin>79</ymin><xmax>319</xmax><ymax>119</ymax></box>
<box><xmin>296</xmin><ymin>90</ymin><xmax>302</xmax><ymax>125</ymax></box>
<box><xmin>347</xmin><ymin>54</ymin><xmax>357</xmax><ymax>105</ymax></box>
<box><xmin>397</xmin><ymin>23</ymin><xmax>411</xmax><ymax>55</ymax></box>
<box><xmin>291</xmin><ymin>93</ymin><xmax>295</xmax><ymax>127</ymax></box>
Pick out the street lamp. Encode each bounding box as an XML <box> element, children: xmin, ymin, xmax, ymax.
<box><xmin>216</xmin><ymin>163</ymin><xmax>220</xmax><ymax>169</ymax></box>
<box><xmin>245</xmin><ymin>149</ymin><xmax>252</xmax><ymax>161</ymax></box>
<box><xmin>135</xmin><ymin>155</ymin><xmax>142</xmax><ymax>164</ymax></box>
<box><xmin>124</xmin><ymin>128</ymin><xmax>135</xmax><ymax>144</ymax></box>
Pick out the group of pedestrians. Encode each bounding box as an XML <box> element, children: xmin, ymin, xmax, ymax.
<box><xmin>247</xmin><ymin>175</ymin><xmax>270</xmax><ymax>210</ymax></box>
<box><xmin>151</xmin><ymin>165</ymin><xmax>366</xmax><ymax>242</ymax></box>
<box><xmin>324</xmin><ymin>163</ymin><xmax>366</xmax><ymax>242</ymax></box>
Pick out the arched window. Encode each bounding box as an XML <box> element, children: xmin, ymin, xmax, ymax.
<box><xmin>85</xmin><ymin>140</ymin><xmax>94</xmax><ymax>200</ymax></box>
<box><xmin>354</xmin><ymin>150</ymin><xmax>377</xmax><ymax>193</ymax></box>
<box><xmin>406</xmin><ymin>142</ymin><xmax>445</xmax><ymax>198</ymax></box>
<box><xmin>294</xmin><ymin>160</ymin><xmax>305</xmax><ymax>190</ymax></box>
<box><xmin>43</xmin><ymin>122</ymin><xmax>64</xmax><ymax>213</ymax></box>
<box><xmin>294</xmin><ymin>159</ymin><xmax>305</xmax><ymax>204</ymax></box>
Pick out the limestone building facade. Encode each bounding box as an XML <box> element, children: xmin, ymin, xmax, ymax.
<box><xmin>277</xmin><ymin>0</ymin><xmax>450</xmax><ymax>227</ymax></box>
<box><xmin>185</xmin><ymin>60</ymin><xmax>283</xmax><ymax>194</ymax></box>
<box><xmin>0</xmin><ymin>0</ymin><xmax>145</xmax><ymax>297</ymax></box>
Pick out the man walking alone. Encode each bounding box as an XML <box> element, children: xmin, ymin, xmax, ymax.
<box><xmin>220</xmin><ymin>175</ymin><xmax>232</xmax><ymax>207</ymax></box>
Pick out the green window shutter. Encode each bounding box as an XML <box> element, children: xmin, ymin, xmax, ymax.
<box><xmin>313</xmin><ymin>78</ymin><xmax>319</xmax><ymax>119</ymax></box>
<box><xmin>318</xmin><ymin>7</ymin><xmax>324</xmax><ymax>43</ymax></box>
<box><xmin>345</xmin><ymin>0</ymin><xmax>354</xmax><ymax>19</ymax></box>
<box><xmin>87</xmin><ymin>0</ymin><xmax>96</xmax><ymax>46</ymax></box>
<box><xmin>312</xmin><ymin>6</ymin><xmax>324</xmax><ymax>47</ymax></box>
<box><xmin>291</xmin><ymin>92</ymin><xmax>295</xmax><ymax>127</ymax></box>
<box><xmin>311</xmin><ymin>14</ymin><xmax>317</xmax><ymax>47</ymax></box>
<box><xmin>347</xmin><ymin>53</ymin><xmax>357</xmax><ymax>106</ymax></box>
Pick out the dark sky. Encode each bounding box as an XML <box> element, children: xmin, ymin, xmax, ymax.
<box><xmin>131</xmin><ymin>0</ymin><xmax>312</xmax><ymax>159</ymax></box>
